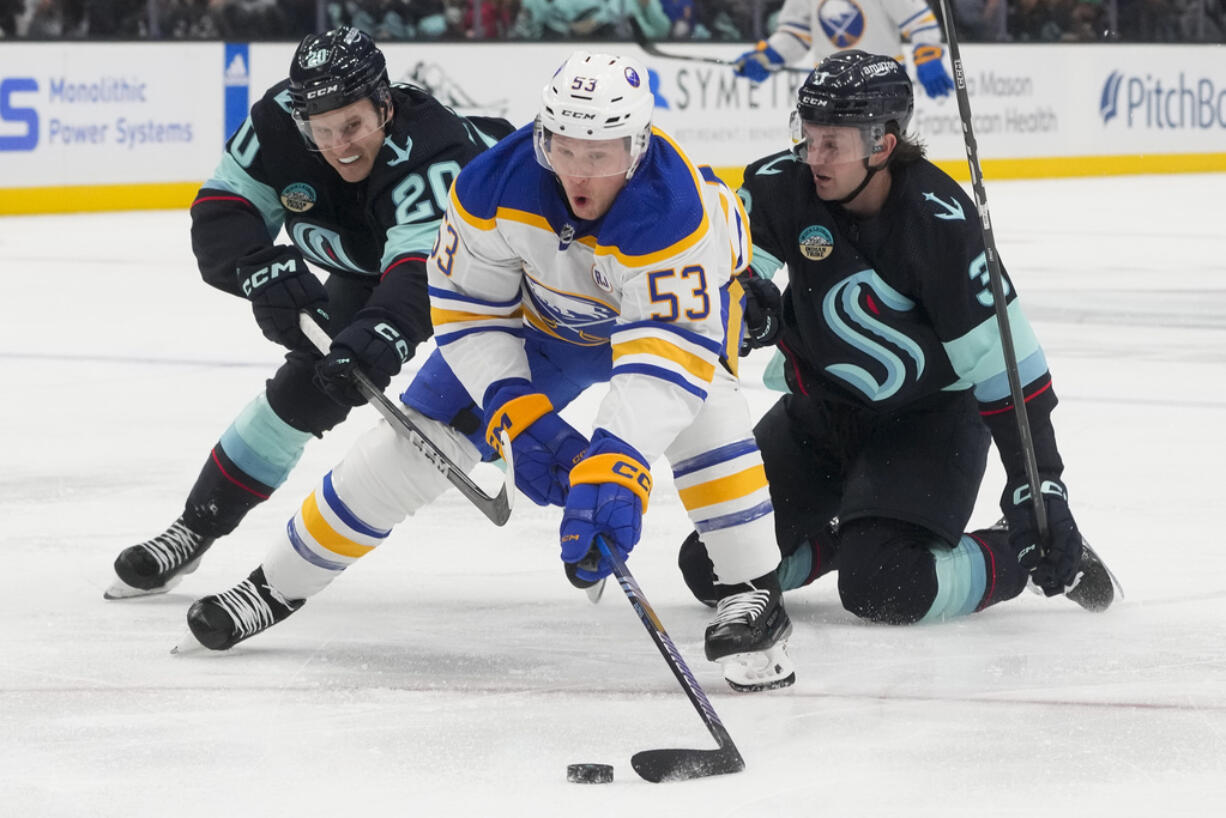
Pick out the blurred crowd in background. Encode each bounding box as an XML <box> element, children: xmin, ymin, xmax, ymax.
<box><xmin>2</xmin><ymin>0</ymin><xmax>1222</xmax><ymax>43</ymax></box>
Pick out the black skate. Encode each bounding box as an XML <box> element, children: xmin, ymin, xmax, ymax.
<box><xmin>179</xmin><ymin>567</ymin><xmax>304</xmax><ymax>651</ymax></box>
<box><xmin>704</xmin><ymin>575</ymin><xmax>795</xmax><ymax>692</ymax></box>
<box><xmin>1064</xmin><ymin>538</ymin><xmax>1120</xmax><ymax>613</ymax></box>
<box><xmin>105</xmin><ymin>517</ymin><xmax>215</xmax><ymax>599</ymax></box>
<box><xmin>987</xmin><ymin>517</ymin><xmax>1121</xmax><ymax>612</ymax></box>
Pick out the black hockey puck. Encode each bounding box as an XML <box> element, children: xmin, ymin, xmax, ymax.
<box><xmin>566</xmin><ymin>763</ymin><xmax>614</xmax><ymax>784</ymax></box>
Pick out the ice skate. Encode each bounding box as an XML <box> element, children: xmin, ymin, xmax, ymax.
<box><xmin>105</xmin><ymin>517</ymin><xmax>215</xmax><ymax>599</ymax></box>
<box><xmin>1063</xmin><ymin>537</ymin><xmax>1121</xmax><ymax>613</ymax></box>
<box><xmin>987</xmin><ymin>517</ymin><xmax>1121</xmax><ymax>612</ymax></box>
<box><xmin>704</xmin><ymin>575</ymin><xmax>795</xmax><ymax>693</ymax></box>
<box><xmin>178</xmin><ymin>567</ymin><xmax>304</xmax><ymax>652</ymax></box>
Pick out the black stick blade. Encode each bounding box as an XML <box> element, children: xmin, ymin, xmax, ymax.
<box><xmin>630</xmin><ymin>747</ymin><xmax>745</xmax><ymax>783</ymax></box>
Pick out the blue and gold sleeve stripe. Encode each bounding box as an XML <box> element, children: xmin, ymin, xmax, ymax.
<box><xmin>672</xmin><ymin>439</ymin><xmax>774</xmax><ymax>535</ymax></box>
<box><xmin>429</xmin><ymin>286</ymin><xmax>523</xmax><ymax>343</ymax></box>
<box><xmin>286</xmin><ymin>472</ymin><xmax>391</xmax><ymax>573</ymax></box>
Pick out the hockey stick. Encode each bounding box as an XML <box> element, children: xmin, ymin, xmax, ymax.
<box><xmin>628</xmin><ymin>17</ymin><xmax>808</xmax><ymax>75</ymax></box>
<box><xmin>298</xmin><ymin>313</ymin><xmax>512</xmax><ymax>526</ymax></box>
<box><xmin>596</xmin><ymin>536</ymin><xmax>745</xmax><ymax>782</ymax></box>
<box><xmin>935</xmin><ymin>0</ymin><xmax>1048</xmax><ymax>543</ymax></box>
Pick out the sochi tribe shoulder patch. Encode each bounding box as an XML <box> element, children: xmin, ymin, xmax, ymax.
<box><xmin>798</xmin><ymin>224</ymin><xmax>834</xmax><ymax>260</ymax></box>
<box><xmin>280</xmin><ymin>182</ymin><xmax>317</xmax><ymax>213</ymax></box>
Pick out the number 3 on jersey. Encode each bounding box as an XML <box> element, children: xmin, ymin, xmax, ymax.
<box><xmin>648</xmin><ymin>265</ymin><xmax>710</xmax><ymax>322</ymax></box>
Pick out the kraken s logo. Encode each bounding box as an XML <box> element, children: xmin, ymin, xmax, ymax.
<box><xmin>822</xmin><ymin>269</ymin><xmax>925</xmax><ymax>401</ymax></box>
<box><xmin>1100</xmin><ymin>71</ymin><xmax>1123</xmax><ymax>124</ymax></box>
<box><xmin>290</xmin><ymin>223</ymin><xmax>371</xmax><ymax>275</ymax></box>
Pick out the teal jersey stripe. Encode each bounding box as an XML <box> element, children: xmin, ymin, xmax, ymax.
<box><xmin>218</xmin><ymin>393</ymin><xmax>313</xmax><ymax>488</ymax></box>
<box><xmin>749</xmin><ymin>244</ymin><xmax>784</xmax><ymax>280</ymax></box>
<box><xmin>942</xmin><ymin>299</ymin><xmax>1044</xmax><ymax>398</ymax></box>
<box><xmin>920</xmin><ymin>535</ymin><xmax>988</xmax><ymax>623</ymax></box>
<box><xmin>381</xmin><ymin>219</ymin><xmax>444</xmax><ymax>269</ymax></box>
<box><xmin>204</xmin><ymin>149</ymin><xmax>284</xmax><ymax>241</ymax></box>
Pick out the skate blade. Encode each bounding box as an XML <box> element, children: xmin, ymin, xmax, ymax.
<box><xmin>170</xmin><ymin>629</ymin><xmax>209</xmax><ymax>655</ymax></box>
<box><xmin>103</xmin><ymin>577</ymin><xmax>175</xmax><ymax>600</ymax></box>
<box><xmin>717</xmin><ymin>642</ymin><xmax>796</xmax><ymax>693</ymax></box>
<box><xmin>585</xmin><ymin>577</ymin><xmax>607</xmax><ymax>604</ymax></box>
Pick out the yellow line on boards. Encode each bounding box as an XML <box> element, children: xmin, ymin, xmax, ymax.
<box><xmin>0</xmin><ymin>182</ymin><xmax>199</xmax><ymax>215</ymax></box>
<box><xmin>711</xmin><ymin>152</ymin><xmax>1226</xmax><ymax>191</ymax></box>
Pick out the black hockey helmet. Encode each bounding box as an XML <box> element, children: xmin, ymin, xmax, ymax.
<box><xmin>288</xmin><ymin>26</ymin><xmax>391</xmax><ymax>119</ymax></box>
<box><xmin>795</xmin><ymin>50</ymin><xmax>914</xmax><ymax>133</ymax></box>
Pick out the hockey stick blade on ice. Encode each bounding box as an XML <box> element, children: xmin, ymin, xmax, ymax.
<box><xmin>629</xmin><ymin>17</ymin><xmax>808</xmax><ymax>75</ymax></box>
<box><xmin>298</xmin><ymin>313</ymin><xmax>511</xmax><ymax>526</ymax></box>
<box><xmin>596</xmin><ymin>537</ymin><xmax>745</xmax><ymax>783</ymax></box>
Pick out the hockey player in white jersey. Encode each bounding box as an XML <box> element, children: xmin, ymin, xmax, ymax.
<box><xmin>181</xmin><ymin>51</ymin><xmax>795</xmax><ymax>693</ymax></box>
<box><xmin>732</xmin><ymin>0</ymin><xmax>955</xmax><ymax>99</ymax></box>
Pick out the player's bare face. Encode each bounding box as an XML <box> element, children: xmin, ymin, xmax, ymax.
<box><xmin>795</xmin><ymin>124</ymin><xmax>874</xmax><ymax>200</ymax></box>
<box><xmin>549</xmin><ymin>135</ymin><xmax>631</xmax><ymax>220</ymax></box>
<box><xmin>306</xmin><ymin>99</ymin><xmax>389</xmax><ymax>183</ymax></box>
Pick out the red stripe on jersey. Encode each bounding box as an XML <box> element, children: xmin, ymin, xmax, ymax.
<box><xmin>210</xmin><ymin>447</ymin><xmax>270</xmax><ymax>500</ymax></box>
<box><xmin>192</xmin><ymin>195</ymin><xmax>254</xmax><ymax>209</ymax></box>
<box><xmin>979</xmin><ymin>378</ymin><xmax>1053</xmax><ymax>416</ymax></box>
<box><xmin>381</xmin><ymin>255</ymin><xmax>427</xmax><ymax>281</ymax></box>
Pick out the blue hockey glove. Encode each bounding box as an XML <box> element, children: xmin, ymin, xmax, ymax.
<box><xmin>237</xmin><ymin>245</ymin><xmax>329</xmax><ymax>351</ymax></box>
<box><xmin>732</xmin><ymin>41</ymin><xmax>786</xmax><ymax>83</ymax></box>
<box><xmin>484</xmin><ymin>380</ymin><xmax>589</xmax><ymax>508</ymax></box>
<box><xmin>314</xmin><ymin>309</ymin><xmax>414</xmax><ymax>407</ymax></box>
<box><xmin>1002</xmin><ymin>477</ymin><xmax>1084</xmax><ymax>596</ymax></box>
<box><xmin>914</xmin><ymin>45</ymin><xmax>954</xmax><ymax>99</ymax></box>
<box><xmin>738</xmin><ymin>273</ymin><xmax>782</xmax><ymax>355</ymax></box>
<box><xmin>560</xmin><ymin>431</ymin><xmax>652</xmax><ymax>584</ymax></box>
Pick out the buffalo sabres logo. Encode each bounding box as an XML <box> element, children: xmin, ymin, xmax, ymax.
<box><xmin>818</xmin><ymin>0</ymin><xmax>867</xmax><ymax>48</ymax></box>
<box><xmin>280</xmin><ymin>182</ymin><xmax>317</xmax><ymax>213</ymax></box>
<box><xmin>799</xmin><ymin>224</ymin><xmax>834</xmax><ymax>260</ymax></box>
<box><xmin>524</xmin><ymin>273</ymin><xmax>617</xmax><ymax>346</ymax></box>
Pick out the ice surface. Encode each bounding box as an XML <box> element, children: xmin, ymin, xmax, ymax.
<box><xmin>2</xmin><ymin>173</ymin><xmax>1224</xmax><ymax>817</ymax></box>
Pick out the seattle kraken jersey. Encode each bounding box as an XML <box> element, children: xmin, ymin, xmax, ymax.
<box><xmin>768</xmin><ymin>0</ymin><xmax>943</xmax><ymax>65</ymax></box>
<box><xmin>741</xmin><ymin>150</ymin><xmax>1064</xmax><ymax>480</ymax></box>
<box><xmin>428</xmin><ymin>124</ymin><xmax>751</xmax><ymax>464</ymax></box>
<box><xmin>191</xmin><ymin>81</ymin><xmax>511</xmax><ymax>342</ymax></box>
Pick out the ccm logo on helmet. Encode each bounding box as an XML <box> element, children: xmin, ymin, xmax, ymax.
<box><xmin>561</xmin><ymin>109</ymin><xmax>597</xmax><ymax>120</ymax></box>
<box><xmin>307</xmin><ymin>84</ymin><xmax>340</xmax><ymax>99</ymax></box>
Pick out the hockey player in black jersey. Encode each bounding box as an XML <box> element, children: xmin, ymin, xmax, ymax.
<box><xmin>104</xmin><ymin>27</ymin><xmax>512</xmax><ymax>600</ymax></box>
<box><xmin>680</xmin><ymin>50</ymin><xmax>1118</xmax><ymax>624</ymax></box>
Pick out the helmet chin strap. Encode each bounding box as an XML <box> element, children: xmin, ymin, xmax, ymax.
<box><xmin>825</xmin><ymin>158</ymin><xmax>880</xmax><ymax>206</ymax></box>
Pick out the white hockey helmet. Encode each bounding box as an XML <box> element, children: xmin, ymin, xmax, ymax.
<box><xmin>534</xmin><ymin>51</ymin><xmax>654</xmax><ymax>179</ymax></box>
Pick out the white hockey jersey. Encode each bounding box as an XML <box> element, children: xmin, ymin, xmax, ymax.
<box><xmin>427</xmin><ymin>124</ymin><xmax>751</xmax><ymax>464</ymax></box>
<box><xmin>768</xmin><ymin>0</ymin><xmax>943</xmax><ymax>66</ymax></box>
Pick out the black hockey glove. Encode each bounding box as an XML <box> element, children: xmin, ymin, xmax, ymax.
<box><xmin>1002</xmin><ymin>477</ymin><xmax>1085</xmax><ymax>596</ymax></box>
<box><xmin>739</xmin><ymin>274</ymin><xmax>782</xmax><ymax>355</ymax></box>
<box><xmin>236</xmin><ymin>245</ymin><xmax>329</xmax><ymax>351</ymax></box>
<box><xmin>314</xmin><ymin>309</ymin><xmax>414</xmax><ymax>407</ymax></box>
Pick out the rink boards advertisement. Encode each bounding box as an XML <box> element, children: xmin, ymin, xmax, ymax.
<box><xmin>2</xmin><ymin>41</ymin><xmax>1224</xmax><ymax>214</ymax></box>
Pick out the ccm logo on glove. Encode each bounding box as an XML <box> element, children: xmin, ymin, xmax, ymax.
<box><xmin>1010</xmin><ymin>479</ymin><xmax>1067</xmax><ymax>506</ymax></box>
<box><xmin>571</xmin><ymin>454</ymin><xmax>653</xmax><ymax>511</ymax></box>
<box><xmin>373</xmin><ymin>322</ymin><xmax>410</xmax><ymax>363</ymax></box>
<box><xmin>240</xmin><ymin>258</ymin><xmax>298</xmax><ymax>297</ymax></box>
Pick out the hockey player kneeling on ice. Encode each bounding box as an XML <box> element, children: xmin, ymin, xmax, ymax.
<box><xmin>104</xmin><ymin>27</ymin><xmax>512</xmax><ymax>601</ymax></box>
<box><xmin>679</xmin><ymin>51</ymin><xmax>1119</xmax><ymax>625</ymax></box>
<box><xmin>184</xmin><ymin>51</ymin><xmax>794</xmax><ymax>693</ymax></box>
